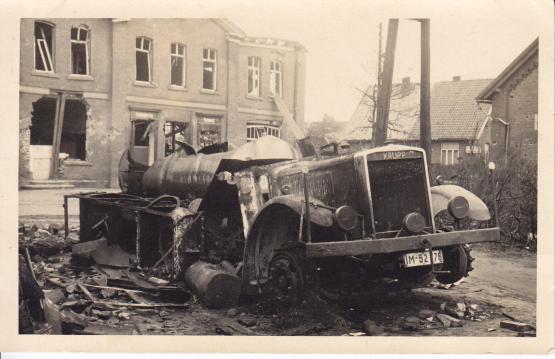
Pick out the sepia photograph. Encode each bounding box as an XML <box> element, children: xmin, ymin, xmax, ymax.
<box><xmin>3</xmin><ymin>0</ymin><xmax>554</xmax><ymax>354</ymax></box>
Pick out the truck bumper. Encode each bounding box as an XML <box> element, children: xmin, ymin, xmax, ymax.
<box><xmin>304</xmin><ymin>228</ymin><xmax>500</xmax><ymax>258</ymax></box>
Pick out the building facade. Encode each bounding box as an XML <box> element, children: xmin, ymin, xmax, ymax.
<box><xmin>476</xmin><ymin>38</ymin><xmax>538</xmax><ymax>163</ymax></box>
<box><xmin>19</xmin><ymin>18</ymin><xmax>306</xmax><ymax>187</ymax></box>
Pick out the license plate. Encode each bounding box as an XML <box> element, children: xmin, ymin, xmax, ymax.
<box><xmin>402</xmin><ymin>250</ymin><xmax>443</xmax><ymax>267</ymax></box>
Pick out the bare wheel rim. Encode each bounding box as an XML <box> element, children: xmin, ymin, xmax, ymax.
<box><xmin>268</xmin><ymin>251</ymin><xmax>304</xmax><ymax>305</ymax></box>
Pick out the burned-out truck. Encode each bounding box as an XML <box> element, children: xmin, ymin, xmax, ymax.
<box><xmin>66</xmin><ymin>133</ymin><xmax>499</xmax><ymax>307</ymax></box>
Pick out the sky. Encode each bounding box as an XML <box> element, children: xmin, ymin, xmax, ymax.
<box><xmin>229</xmin><ymin>0</ymin><xmax>545</xmax><ymax>123</ymax></box>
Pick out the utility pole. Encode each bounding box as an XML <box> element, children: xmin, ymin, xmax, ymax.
<box><xmin>419</xmin><ymin>19</ymin><xmax>432</xmax><ymax>165</ymax></box>
<box><xmin>372</xmin><ymin>18</ymin><xmax>398</xmax><ymax>146</ymax></box>
<box><xmin>371</xmin><ymin>22</ymin><xmax>383</xmax><ymax>126</ymax></box>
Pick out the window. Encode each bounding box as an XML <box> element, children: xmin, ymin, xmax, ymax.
<box><xmin>34</xmin><ymin>21</ymin><xmax>54</xmax><ymax>72</ymax></box>
<box><xmin>441</xmin><ymin>142</ymin><xmax>460</xmax><ymax>165</ymax></box>
<box><xmin>246</xmin><ymin>124</ymin><xmax>281</xmax><ymax>142</ymax></box>
<box><xmin>270</xmin><ymin>60</ymin><xmax>283</xmax><ymax>97</ymax></box>
<box><xmin>465</xmin><ymin>145</ymin><xmax>481</xmax><ymax>154</ymax></box>
<box><xmin>198</xmin><ymin>117</ymin><xmax>221</xmax><ymax>147</ymax></box>
<box><xmin>136</xmin><ymin>37</ymin><xmax>152</xmax><ymax>82</ymax></box>
<box><xmin>202</xmin><ymin>48</ymin><xmax>217</xmax><ymax>90</ymax></box>
<box><xmin>247</xmin><ymin>56</ymin><xmax>261</xmax><ymax>97</ymax></box>
<box><xmin>70</xmin><ymin>26</ymin><xmax>90</xmax><ymax>75</ymax></box>
<box><xmin>170</xmin><ymin>43</ymin><xmax>186</xmax><ymax>87</ymax></box>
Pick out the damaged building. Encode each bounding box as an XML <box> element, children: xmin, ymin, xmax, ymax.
<box><xmin>19</xmin><ymin>18</ymin><xmax>306</xmax><ymax>187</ymax></box>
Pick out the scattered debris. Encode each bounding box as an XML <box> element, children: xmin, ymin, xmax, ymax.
<box><xmin>215</xmin><ymin>318</ymin><xmax>253</xmax><ymax>335</ymax></box>
<box><xmin>417</xmin><ymin>309</ymin><xmax>435</xmax><ymax>321</ymax></box>
<box><xmin>148</xmin><ymin>277</ymin><xmax>170</xmax><ymax>286</ymax></box>
<box><xmin>227</xmin><ymin>308</ymin><xmax>239</xmax><ymax>317</ymax></box>
<box><xmin>363</xmin><ymin>319</ymin><xmax>384</xmax><ymax>335</ymax></box>
<box><xmin>517</xmin><ymin>331</ymin><xmax>536</xmax><ymax>337</ymax></box>
<box><xmin>500</xmin><ymin>320</ymin><xmax>536</xmax><ymax>333</ymax></box>
<box><xmin>400</xmin><ymin>316</ymin><xmax>421</xmax><ymax>331</ymax></box>
<box><xmin>487</xmin><ymin>328</ymin><xmax>497</xmax><ymax>332</ymax></box>
<box><xmin>75</xmin><ymin>324</ymin><xmax>136</xmax><ymax>335</ymax></box>
<box><xmin>441</xmin><ymin>301</ymin><xmax>466</xmax><ymax>319</ymax></box>
<box><xmin>436</xmin><ymin>313</ymin><xmax>463</xmax><ymax>328</ymax></box>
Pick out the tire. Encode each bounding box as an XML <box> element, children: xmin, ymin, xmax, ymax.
<box><xmin>435</xmin><ymin>244</ymin><xmax>474</xmax><ymax>284</ymax></box>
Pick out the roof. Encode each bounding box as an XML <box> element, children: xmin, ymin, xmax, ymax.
<box><xmin>476</xmin><ymin>38</ymin><xmax>539</xmax><ymax>102</ymax></box>
<box><xmin>211</xmin><ymin>19</ymin><xmax>247</xmax><ymax>37</ymax></box>
<box><xmin>344</xmin><ymin>78</ymin><xmax>492</xmax><ymax>142</ymax></box>
<box><xmin>212</xmin><ymin>19</ymin><xmax>305</xmax><ymax>51</ymax></box>
<box><xmin>410</xmin><ymin>79</ymin><xmax>492</xmax><ymax>140</ymax></box>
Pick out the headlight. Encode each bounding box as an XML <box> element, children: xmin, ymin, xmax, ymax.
<box><xmin>403</xmin><ymin>212</ymin><xmax>426</xmax><ymax>233</ymax></box>
<box><xmin>334</xmin><ymin>205</ymin><xmax>358</xmax><ymax>231</ymax></box>
<box><xmin>448</xmin><ymin>196</ymin><xmax>469</xmax><ymax>219</ymax></box>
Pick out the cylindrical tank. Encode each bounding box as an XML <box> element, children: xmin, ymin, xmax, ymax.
<box><xmin>141</xmin><ymin>152</ymin><xmax>229</xmax><ymax>198</ymax></box>
<box><xmin>184</xmin><ymin>260</ymin><xmax>241</xmax><ymax>308</ymax></box>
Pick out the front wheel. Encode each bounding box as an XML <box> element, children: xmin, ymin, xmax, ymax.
<box><xmin>267</xmin><ymin>249</ymin><xmax>318</xmax><ymax>306</ymax></box>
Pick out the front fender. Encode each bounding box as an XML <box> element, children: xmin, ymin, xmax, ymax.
<box><xmin>430</xmin><ymin>185</ymin><xmax>491</xmax><ymax>220</ymax></box>
<box><xmin>256</xmin><ymin>195</ymin><xmax>334</xmax><ymax>228</ymax></box>
<box><xmin>241</xmin><ymin>196</ymin><xmax>334</xmax><ymax>295</ymax></box>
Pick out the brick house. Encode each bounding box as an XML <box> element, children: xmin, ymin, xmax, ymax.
<box><xmin>343</xmin><ymin>77</ymin><xmax>492</xmax><ymax>165</ymax></box>
<box><xmin>476</xmin><ymin>38</ymin><xmax>538</xmax><ymax>163</ymax></box>
<box><xmin>19</xmin><ymin>19</ymin><xmax>306</xmax><ymax>187</ymax></box>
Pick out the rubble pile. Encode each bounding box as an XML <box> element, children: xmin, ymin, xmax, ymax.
<box><xmin>19</xmin><ymin>222</ymin><xmax>191</xmax><ymax>335</ymax></box>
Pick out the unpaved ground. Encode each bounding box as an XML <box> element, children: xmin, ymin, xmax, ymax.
<box><xmin>19</xmin><ymin>216</ymin><xmax>536</xmax><ymax>337</ymax></box>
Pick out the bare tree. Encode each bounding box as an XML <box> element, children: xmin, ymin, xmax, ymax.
<box><xmin>346</xmin><ymin>22</ymin><xmax>419</xmax><ymax>140</ymax></box>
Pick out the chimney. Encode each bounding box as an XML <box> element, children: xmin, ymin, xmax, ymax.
<box><xmin>401</xmin><ymin>76</ymin><xmax>411</xmax><ymax>96</ymax></box>
<box><xmin>452</xmin><ymin>76</ymin><xmax>461</xmax><ymax>81</ymax></box>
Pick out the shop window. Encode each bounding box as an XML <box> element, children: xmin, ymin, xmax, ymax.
<box><xmin>136</xmin><ymin>37</ymin><xmax>152</xmax><ymax>82</ymax></box>
<box><xmin>441</xmin><ymin>142</ymin><xmax>460</xmax><ymax>166</ymax></box>
<box><xmin>202</xmin><ymin>48</ymin><xmax>217</xmax><ymax>90</ymax></box>
<box><xmin>247</xmin><ymin>56</ymin><xmax>261</xmax><ymax>97</ymax></box>
<box><xmin>270</xmin><ymin>60</ymin><xmax>282</xmax><ymax>97</ymax></box>
<box><xmin>34</xmin><ymin>21</ymin><xmax>54</xmax><ymax>72</ymax></box>
<box><xmin>70</xmin><ymin>26</ymin><xmax>90</xmax><ymax>75</ymax></box>
<box><xmin>170</xmin><ymin>43</ymin><xmax>186</xmax><ymax>87</ymax></box>
<box><xmin>198</xmin><ymin>116</ymin><xmax>221</xmax><ymax>148</ymax></box>
<box><xmin>246</xmin><ymin>124</ymin><xmax>281</xmax><ymax>142</ymax></box>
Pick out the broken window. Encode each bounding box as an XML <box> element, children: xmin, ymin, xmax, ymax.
<box><xmin>170</xmin><ymin>43</ymin><xmax>186</xmax><ymax>87</ymax></box>
<box><xmin>270</xmin><ymin>60</ymin><xmax>282</xmax><ymax>97</ymax></box>
<box><xmin>70</xmin><ymin>26</ymin><xmax>90</xmax><ymax>75</ymax></box>
<box><xmin>246</xmin><ymin>124</ymin><xmax>281</xmax><ymax>142</ymax></box>
<box><xmin>198</xmin><ymin>117</ymin><xmax>221</xmax><ymax>148</ymax></box>
<box><xmin>202</xmin><ymin>48</ymin><xmax>217</xmax><ymax>90</ymax></box>
<box><xmin>34</xmin><ymin>21</ymin><xmax>54</xmax><ymax>72</ymax></box>
<box><xmin>247</xmin><ymin>56</ymin><xmax>261</xmax><ymax>97</ymax></box>
<box><xmin>164</xmin><ymin>121</ymin><xmax>189</xmax><ymax>155</ymax></box>
<box><xmin>136</xmin><ymin>37</ymin><xmax>152</xmax><ymax>82</ymax></box>
<box><xmin>133</xmin><ymin>120</ymin><xmax>152</xmax><ymax>147</ymax></box>
<box><xmin>59</xmin><ymin>99</ymin><xmax>87</xmax><ymax>160</ymax></box>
